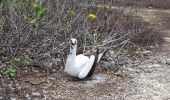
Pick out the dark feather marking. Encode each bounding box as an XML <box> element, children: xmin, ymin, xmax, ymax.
<box><xmin>86</xmin><ymin>49</ymin><xmax>99</xmax><ymax>77</ymax></box>
<box><xmin>86</xmin><ymin>48</ymin><xmax>109</xmax><ymax>78</ymax></box>
<box><xmin>100</xmin><ymin>48</ymin><xmax>109</xmax><ymax>61</ymax></box>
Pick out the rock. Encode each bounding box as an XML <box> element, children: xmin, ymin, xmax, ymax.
<box><xmin>165</xmin><ymin>59</ymin><xmax>170</xmax><ymax>65</ymax></box>
<box><xmin>0</xmin><ymin>96</ymin><xmax>3</xmax><ymax>100</ymax></box>
<box><xmin>164</xmin><ymin>37</ymin><xmax>170</xmax><ymax>43</ymax></box>
<box><xmin>25</xmin><ymin>94</ymin><xmax>31</xmax><ymax>100</ymax></box>
<box><xmin>152</xmin><ymin>96</ymin><xmax>162</xmax><ymax>100</ymax></box>
<box><xmin>10</xmin><ymin>97</ymin><xmax>16</xmax><ymax>100</ymax></box>
<box><xmin>148</xmin><ymin>64</ymin><xmax>161</xmax><ymax>68</ymax></box>
<box><xmin>157</xmin><ymin>59</ymin><xmax>166</xmax><ymax>64</ymax></box>
<box><xmin>32</xmin><ymin>92</ymin><xmax>41</xmax><ymax>97</ymax></box>
<box><xmin>143</xmin><ymin>50</ymin><xmax>152</xmax><ymax>56</ymax></box>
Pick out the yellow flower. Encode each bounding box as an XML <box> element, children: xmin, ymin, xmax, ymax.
<box><xmin>88</xmin><ymin>13</ymin><xmax>97</xmax><ymax>19</ymax></box>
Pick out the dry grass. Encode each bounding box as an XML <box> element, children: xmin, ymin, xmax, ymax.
<box><xmin>0</xmin><ymin>0</ymin><xmax>164</xmax><ymax>63</ymax></box>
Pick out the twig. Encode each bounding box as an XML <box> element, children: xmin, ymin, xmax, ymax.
<box><xmin>17</xmin><ymin>79</ymin><xmax>47</xmax><ymax>85</ymax></box>
<box><xmin>115</xmin><ymin>39</ymin><xmax>130</xmax><ymax>58</ymax></box>
<box><xmin>97</xmin><ymin>32</ymin><xmax>131</xmax><ymax>47</ymax></box>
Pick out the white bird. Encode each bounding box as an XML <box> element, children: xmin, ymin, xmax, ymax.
<box><xmin>64</xmin><ymin>38</ymin><xmax>108</xmax><ymax>79</ymax></box>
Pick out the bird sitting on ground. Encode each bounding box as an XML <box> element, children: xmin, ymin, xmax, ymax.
<box><xmin>64</xmin><ymin>38</ymin><xmax>108</xmax><ymax>79</ymax></box>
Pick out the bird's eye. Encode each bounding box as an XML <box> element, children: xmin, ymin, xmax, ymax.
<box><xmin>69</xmin><ymin>40</ymin><xmax>73</xmax><ymax>44</ymax></box>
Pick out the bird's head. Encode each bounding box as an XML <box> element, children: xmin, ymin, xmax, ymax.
<box><xmin>69</xmin><ymin>38</ymin><xmax>77</xmax><ymax>48</ymax></box>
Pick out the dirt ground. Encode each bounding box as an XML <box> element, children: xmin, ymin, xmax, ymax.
<box><xmin>1</xmin><ymin>5</ymin><xmax>170</xmax><ymax>100</ymax></box>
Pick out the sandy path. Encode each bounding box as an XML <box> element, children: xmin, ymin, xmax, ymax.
<box><xmin>124</xmin><ymin>7</ymin><xmax>170</xmax><ymax>100</ymax></box>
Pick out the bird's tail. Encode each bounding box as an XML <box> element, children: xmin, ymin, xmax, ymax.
<box><xmin>86</xmin><ymin>48</ymin><xmax>99</xmax><ymax>77</ymax></box>
<box><xmin>97</xmin><ymin>48</ymin><xmax>109</xmax><ymax>62</ymax></box>
<box><xmin>86</xmin><ymin>48</ymin><xmax>109</xmax><ymax>78</ymax></box>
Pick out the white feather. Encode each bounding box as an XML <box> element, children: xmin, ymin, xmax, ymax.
<box><xmin>78</xmin><ymin>55</ymin><xmax>95</xmax><ymax>79</ymax></box>
<box><xmin>64</xmin><ymin>54</ymin><xmax>93</xmax><ymax>78</ymax></box>
<box><xmin>97</xmin><ymin>52</ymin><xmax>103</xmax><ymax>62</ymax></box>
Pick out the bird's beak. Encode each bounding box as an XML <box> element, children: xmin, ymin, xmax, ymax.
<box><xmin>70</xmin><ymin>44</ymin><xmax>73</xmax><ymax>49</ymax></box>
<box><xmin>70</xmin><ymin>43</ymin><xmax>76</xmax><ymax>49</ymax></box>
<box><xmin>71</xmin><ymin>42</ymin><xmax>75</xmax><ymax>46</ymax></box>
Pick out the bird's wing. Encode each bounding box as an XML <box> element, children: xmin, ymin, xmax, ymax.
<box><xmin>64</xmin><ymin>54</ymin><xmax>89</xmax><ymax>77</ymax></box>
<box><xmin>78</xmin><ymin>55</ymin><xmax>95</xmax><ymax>79</ymax></box>
<box><xmin>75</xmin><ymin>54</ymin><xmax>89</xmax><ymax>68</ymax></box>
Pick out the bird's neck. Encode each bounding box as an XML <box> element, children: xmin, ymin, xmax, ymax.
<box><xmin>69</xmin><ymin>45</ymin><xmax>77</xmax><ymax>59</ymax></box>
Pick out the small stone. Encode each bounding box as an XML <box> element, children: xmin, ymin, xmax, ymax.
<box><xmin>152</xmin><ymin>96</ymin><xmax>161</xmax><ymax>100</ymax></box>
<box><xmin>157</xmin><ymin>59</ymin><xmax>166</xmax><ymax>64</ymax></box>
<box><xmin>32</xmin><ymin>92</ymin><xmax>41</xmax><ymax>97</ymax></box>
<box><xmin>25</xmin><ymin>94</ymin><xmax>31</xmax><ymax>99</ymax></box>
<box><xmin>10</xmin><ymin>97</ymin><xmax>16</xmax><ymax>100</ymax></box>
<box><xmin>148</xmin><ymin>64</ymin><xmax>161</xmax><ymax>68</ymax></box>
<box><xmin>166</xmin><ymin>59</ymin><xmax>170</xmax><ymax>65</ymax></box>
<box><xmin>148</xmin><ymin>6</ymin><xmax>152</xmax><ymax>9</ymax></box>
<box><xmin>0</xmin><ymin>96</ymin><xmax>3</xmax><ymax>100</ymax></box>
<box><xmin>143</xmin><ymin>50</ymin><xmax>152</xmax><ymax>56</ymax></box>
<box><xmin>15</xmin><ymin>84</ymin><xmax>22</xmax><ymax>92</ymax></box>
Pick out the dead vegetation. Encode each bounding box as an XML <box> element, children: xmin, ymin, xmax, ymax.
<box><xmin>0</xmin><ymin>0</ymin><xmax>163</xmax><ymax>59</ymax></box>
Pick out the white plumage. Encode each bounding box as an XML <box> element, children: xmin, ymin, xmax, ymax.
<box><xmin>64</xmin><ymin>38</ymin><xmax>101</xmax><ymax>79</ymax></box>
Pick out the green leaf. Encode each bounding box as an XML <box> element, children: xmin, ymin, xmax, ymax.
<box><xmin>23</xmin><ymin>55</ymin><xmax>33</xmax><ymax>64</ymax></box>
<box><xmin>0</xmin><ymin>0</ymin><xmax>2</xmax><ymax>4</ymax></box>
<box><xmin>33</xmin><ymin>3</ymin><xmax>41</xmax><ymax>13</ymax></box>
<box><xmin>96</xmin><ymin>32</ymin><xmax>101</xmax><ymax>37</ymax></box>
<box><xmin>10</xmin><ymin>68</ymin><xmax>16</xmax><ymax>73</ymax></box>
<box><xmin>38</xmin><ymin>8</ymin><xmax>45</xmax><ymax>20</ymax></box>
<box><xmin>25</xmin><ymin>55</ymin><xmax>33</xmax><ymax>62</ymax></box>
<box><xmin>13</xmin><ymin>0</ymin><xmax>23</xmax><ymax>11</ymax></box>
<box><xmin>32</xmin><ymin>23</ymin><xmax>36</xmax><ymax>28</ymax></box>
<box><xmin>4</xmin><ymin>66</ymin><xmax>16</xmax><ymax>77</ymax></box>
<box><xmin>0</xmin><ymin>0</ymin><xmax>4</xmax><ymax>4</ymax></box>
<box><xmin>10</xmin><ymin>72</ymin><xmax>15</xmax><ymax>77</ymax></box>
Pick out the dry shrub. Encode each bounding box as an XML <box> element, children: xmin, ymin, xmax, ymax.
<box><xmin>85</xmin><ymin>5</ymin><xmax>164</xmax><ymax>47</ymax></box>
<box><xmin>123</xmin><ymin>15</ymin><xmax>164</xmax><ymax>46</ymax></box>
<box><xmin>0</xmin><ymin>0</ymin><xmax>164</xmax><ymax>61</ymax></box>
